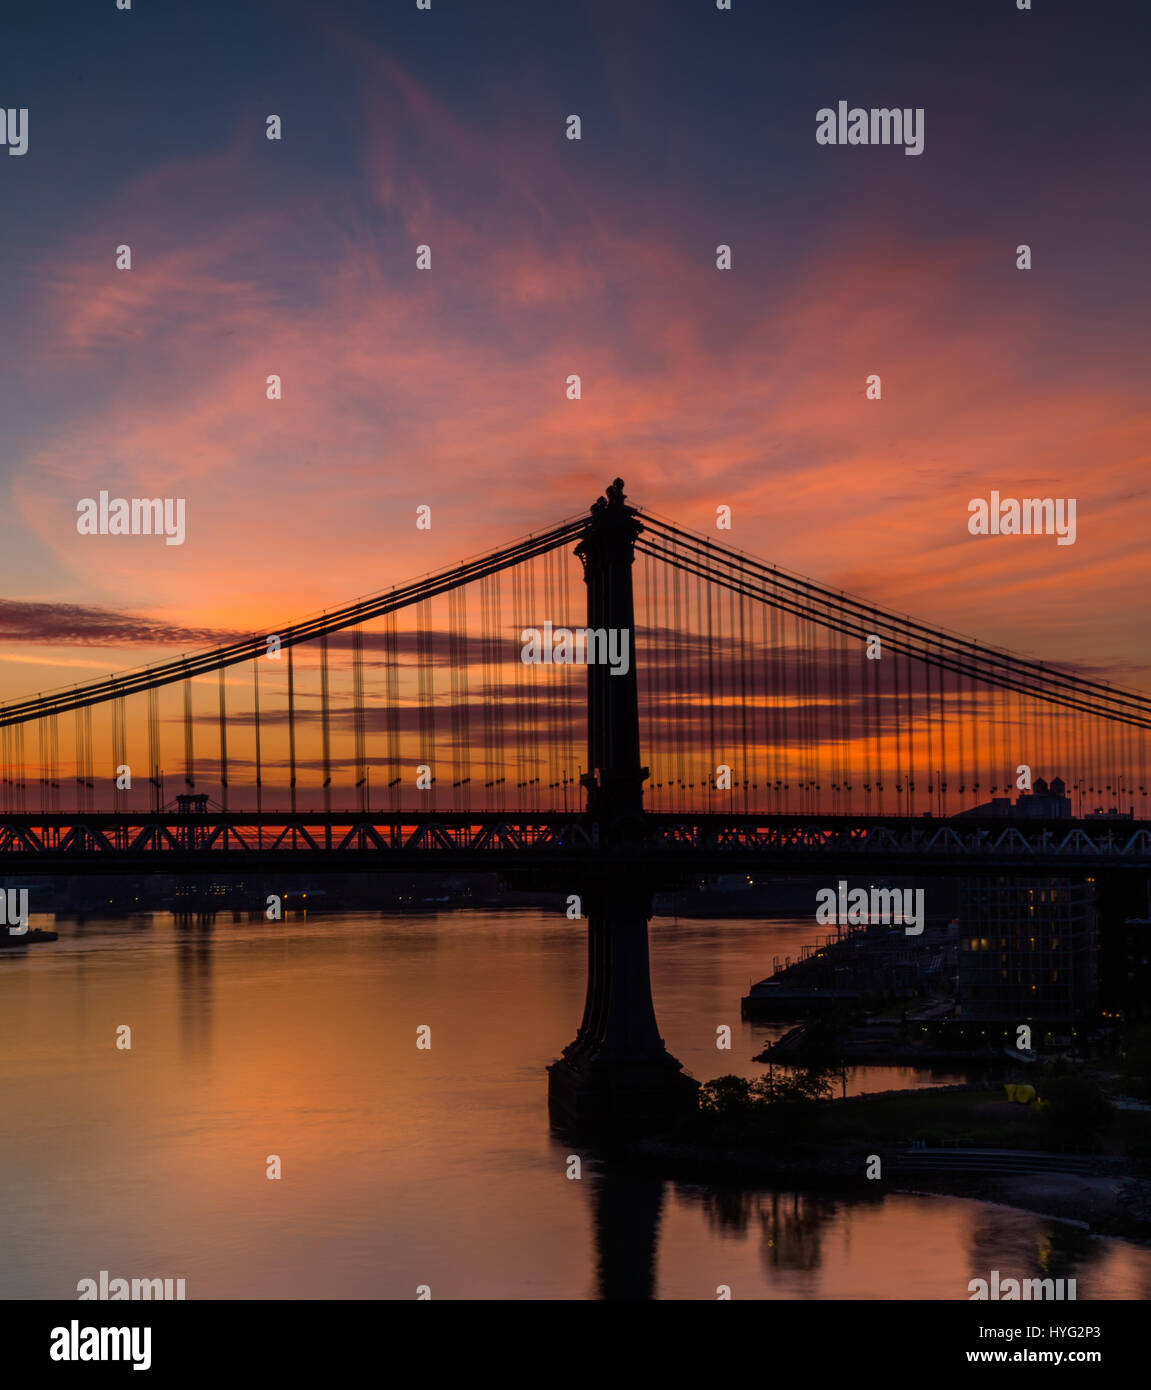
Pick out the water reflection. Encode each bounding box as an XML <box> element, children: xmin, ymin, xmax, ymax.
<box><xmin>693</xmin><ymin>1187</ymin><xmax>844</xmax><ymax>1274</ymax></box>
<box><xmin>175</xmin><ymin>914</ymin><xmax>215</xmax><ymax>1061</ymax></box>
<box><xmin>590</xmin><ymin>1171</ymin><xmax>665</xmax><ymax>1300</ymax></box>
<box><xmin>1</xmin><ymin>908</ymin><xmax>1149</xmax><ymax>1300</ymax></box>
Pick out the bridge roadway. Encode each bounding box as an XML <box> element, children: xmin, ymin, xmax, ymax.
<box><xmin>1</xmin><ymin>810</ymin><xmax>1150</xmax><ymax>877</ymax></box>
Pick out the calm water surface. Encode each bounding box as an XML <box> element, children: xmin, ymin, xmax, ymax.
<box><xmin>2</xmin><ymin>910</ymin><xmax>1148</xmax><ymax>1300</ymax></box>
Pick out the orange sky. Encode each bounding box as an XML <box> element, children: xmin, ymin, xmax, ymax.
<box><xmin>3</xmin><ymin>7</ymin><xmax>1149</xmax><ymax>716</ymax></box>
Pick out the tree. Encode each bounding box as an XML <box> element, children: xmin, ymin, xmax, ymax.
<box><xmin>1037</xmin><ymin>1074</ymin><xmax>1113</xmax><ymax>1148</ymax></box>
<box><xmin>699</xmin><ymin>1074</ymin><xmax>752</xmax><ymax>1116</ymax></box>
<box><xmin>753</xmin><ymin>1067</ymin><xmax>835</xmax><ymax>1105</ymax></box>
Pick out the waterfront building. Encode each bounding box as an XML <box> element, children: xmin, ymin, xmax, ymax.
<box><xmin>959</xmin><ymin>776</ymin><xmax>1072</xmax><ymax>820</ymax></box>
<box><xmin>957</xmin><ymin>876</ymin><xmax>1097</xmax><ymax>1043</ymax></box>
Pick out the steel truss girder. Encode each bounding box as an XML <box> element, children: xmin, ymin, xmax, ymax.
<box><xmin>0</xmin><ymin>812</ymin><xmax>1148</xmax><ymax>868</ymax></box>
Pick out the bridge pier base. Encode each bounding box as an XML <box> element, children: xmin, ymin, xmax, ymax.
<box><xmin>548</xmin><ymin>885</ymin><xmax>699</xmax><ymax>1135</ymax></box>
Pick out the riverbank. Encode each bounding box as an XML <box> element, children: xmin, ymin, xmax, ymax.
<box><xmin>603</xmin><ymin>1084</ymin><xmax>1151</xmax><ymax>1244</ymax></box>
<box><xmin>614</xmin><ymin>1138</ymin><xmax>1151</xmax><ymax>1243</ymax></box>
<box><xmin>891</xmin><ymin>1171</ymin><xmax>1151</xmax><ymax>1242</ymax></box>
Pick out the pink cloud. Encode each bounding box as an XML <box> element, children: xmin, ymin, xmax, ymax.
<box><xmin>4</xmin><ymin>52</ymin><xmax>1149</xmax><ymax>713</ymax></box>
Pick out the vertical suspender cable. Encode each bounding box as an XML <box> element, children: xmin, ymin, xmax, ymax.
<box><xmin>183</xmin><ymin>675</ymin><xmax>194</xmax><ymax>791</ymax></box>
<box><xmin>253</xmin><ymin>657</ymin><xmax>263</xmax><ymax>825</ymax></box>
<box><xmin>218</xmin><ymin>669</ymin><xmax>228</xmax><ymax>811</ymax></box>
<box><xmin>352</xmin><ymin>623</ymin><xmax>366</xmax><ymax>812</ymax></box>
<box><xmin>320</xmin><ymin>633</ymin><xmax>332</xmax><ymax>816</ymax></box>
<box><xmin>288</xmin><ymin>645</ymin><xmax>297</xmax><ymax>816</ymax></box>
<box><xmin>148</xmin><ymin>687</ymin><xmax>160</xmax><ymax>811</ymax></box>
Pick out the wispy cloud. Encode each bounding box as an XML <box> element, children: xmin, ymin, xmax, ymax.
<box><xmin>3</xmin><ymin>37</ymin><xmax>1149</xmax><ymax>709</ymax></box>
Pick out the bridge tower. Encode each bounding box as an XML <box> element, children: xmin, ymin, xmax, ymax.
<box><xmin>547</xmin><ymin>480</ymin><xmax>699</xmax><ymax>1133</ymax></box>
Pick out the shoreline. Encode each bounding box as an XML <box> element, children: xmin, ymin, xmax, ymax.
<box><xmin>602</xmin><ymin>1079</ymin><xmax>1151</xmax><ymax>1246</ymax></box>
<box><xmin>889</xmin><ymin>1172</ymin><xmax>1151</xmax><ymax>1244</ymax></box>
<box><xmin>609</xmin><ymin>1137</ymin><xmax>1151</xmax><ymax>1244</ymax></box>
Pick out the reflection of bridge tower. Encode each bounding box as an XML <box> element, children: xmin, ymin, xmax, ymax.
<box><xmin>547</xmin><ymin>481</ymin><xmax>699</xmax><ymax>1132</ymax></box>
<box><xmin>589</xmin><ymin>1169</ymin><xmax>665</xmax><ymax>1300</ymax></box>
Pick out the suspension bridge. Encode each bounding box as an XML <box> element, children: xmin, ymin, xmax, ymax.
<box><xmin>3</xmin><ymin>479</ymin><xmax>1150</xmax><ymax>1126</ymax></box>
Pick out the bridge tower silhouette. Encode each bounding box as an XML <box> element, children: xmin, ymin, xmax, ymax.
<box><xmin>547</xmin><ymin>480</ymin><xmax>699</xmax><ymax>1131</ymax></box>
<box><xmin>5</xmin><ymin>474</ymin><xmax>1151</xmax><ymax>1125</ymax></box>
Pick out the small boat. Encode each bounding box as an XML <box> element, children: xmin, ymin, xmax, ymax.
<box><xmin>0</xmin><ymin>929</ymin><xmax>58</xmax><ymax>948</ymax></box>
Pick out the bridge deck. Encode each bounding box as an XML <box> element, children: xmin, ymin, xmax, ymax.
<box><xmin>1</xmin><ymin>811</ymin><xmax>1149</xmax><ymax>875</ymax></box>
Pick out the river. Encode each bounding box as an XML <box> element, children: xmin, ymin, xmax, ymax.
<box><xmin>1</xmin><ymin>909</ymin><xmax>1148</xmax><ymax>1300</ymax></box>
